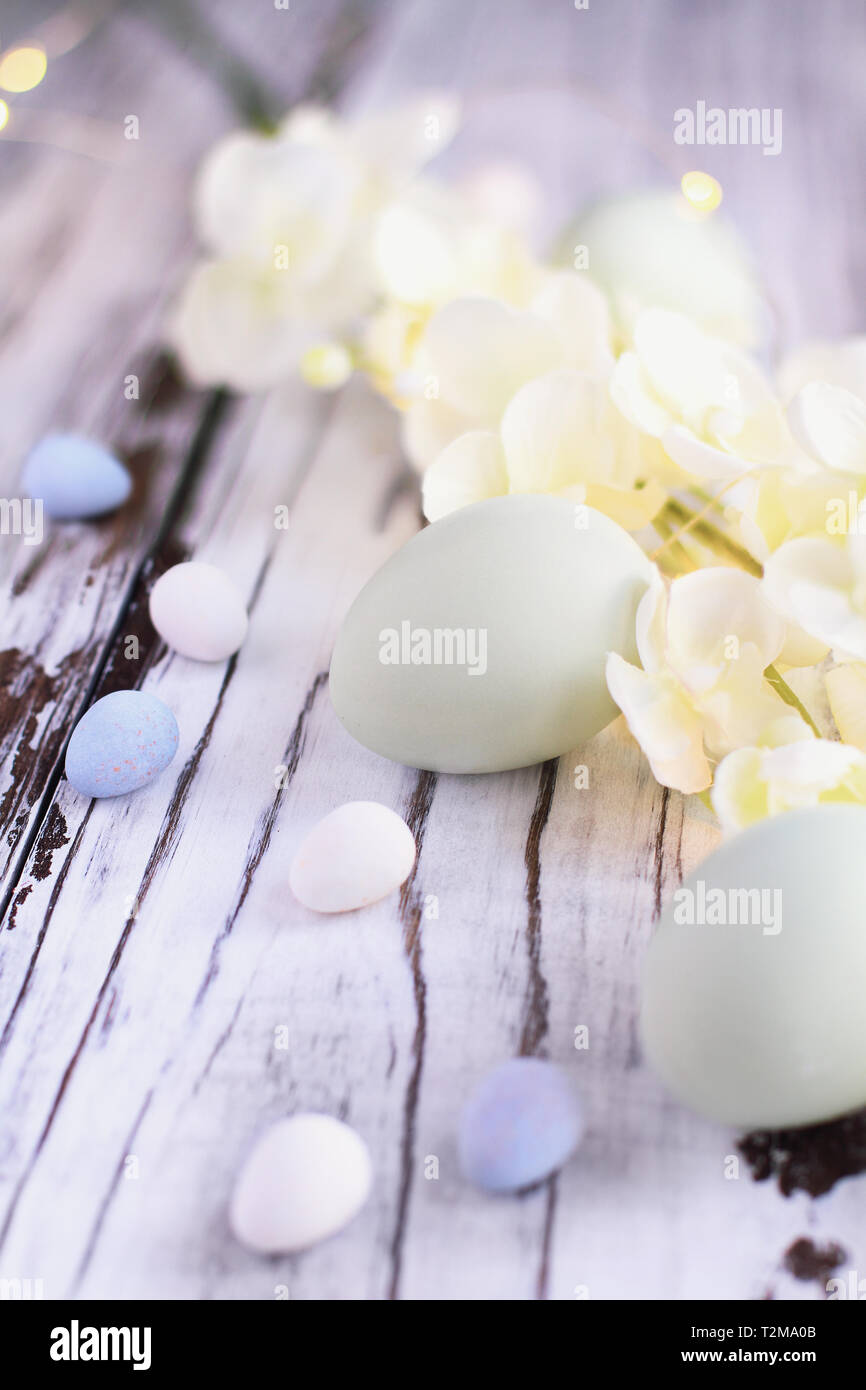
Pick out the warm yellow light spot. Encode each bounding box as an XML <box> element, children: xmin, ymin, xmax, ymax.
<box><xmin>300</xmin><ymin>342</ymin><xmax>353</xmax><ymax>390</ymax></box>
<box><xmin>0</xmin><ymin>100</ymin><xmax>9</xmax><ymax>132</ymax></box>
<box><xmin>681</xmin><ymin>170</ymin><xmax>723</xmax><ymax>213</ymax></box>
<box><xmin>0</xmin><ymin>45</ymin><xmax>47</xmax><ymax>94</ymax></box>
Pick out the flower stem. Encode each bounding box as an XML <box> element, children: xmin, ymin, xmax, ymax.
<box><xmin>764</xmin><ymin>664</ymin><xmax>822</xmax><ymax>737</ymax></box>
<box><xmin>657</xmin><ymin>498</ymin><xmax>762</xmax><ymax>576</ymax></box>
<box><xmin>651</xmin><ymin>514</ymin><xmax>697</xmax><ymax>576</ymax></box>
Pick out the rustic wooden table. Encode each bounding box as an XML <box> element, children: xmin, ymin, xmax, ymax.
<box><xmin>1</xmin><ymin>0</ymin><xmax>865</xmax><ymax>1302</ymax></box>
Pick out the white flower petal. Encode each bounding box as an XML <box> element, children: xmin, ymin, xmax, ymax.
<box><xmin>605</xmin><ymin>653</ymin><xmax>711</xmax><ymax>793</ymax></box>
<box><xmin>530</xmin><ymin>271</ymin><xmax>613</xmax><ymax>374</ymax></box>
<box><xmin>825</xmin><ymin>664</ymin><xmax>866</xmax><ymax>750</ymax></box>
<box><xmin>169</xmin><ymin>259</ymin><xmax>307</xmax><ymax>392</ymax></box>
<box><xmin>634</xmin><ymin>309</ymin><xmax>729</xmax><ymax>423</ymax></box>
<box><xmin>634</xmin><ymin>568</ymin><xmax>667</xmax><ymax>674</ymax></box>
<box><xmin>711</xmin><ymin>747</ymin><xmax>769</xmax><ymax>830</ymax></box>
<box><xmin>661</xmin><ymin>424</ymin><xmax>748</xmax><ymax>480</ymax></box>
<box><xmin>374</xmin><ymin>200</ymin><xmax>457</xmax><ymax>306</ymax></box>
<box><xmin>422</xmin><ymin>431</ymin><xmax>508</xmax><ymax>521</ymax></box>
<box><xmin>194</xmin><ymin>135</ymin><xmax>355</xmax><ymax>280</ymax></box>
<box><xmin>666</xmin><ymin>568</ymin><xmax>785</xmax><ymax>674</ymax></box>
<box><xmin>609</xmin><ymin>352</ymin><xmax>672</xmax><ymax>437</ymax></box>
<box><xmin>764</xmin><ymin>538</ymin><xmax>866</xmax><ymax>660</ymax></box>
<box><xmin>452</xmin><ymin>224</ymin><xmax>541</xmax><ymax>307</ymax></box>
<box><xmin>421</xmin><ymin>297</ymin><xmax>562</xmax><ymax>418</ymax></box>
<box><xmin>713</xmin><ymin>739</ymin><xmax>866</xmax><ymax>832</ymax></box>
<box><xmin>500</xmin><ymin>370</ymin><xmax>604</xmax><ymax>494</ymax></box>
<box><xmin>787</xmin><ymin>381</ymin><xmax>866</xmax><ymax>475</ymax></box>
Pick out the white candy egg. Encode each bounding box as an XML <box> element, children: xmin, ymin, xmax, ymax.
<box><xmin>230</xmin><ymin>1114</ymin><xmax>372</xmax><ymax>1254</ymax></box>
<box><xmin>149</xmin><ymin>561</ymin><xmax>248</xmax><ymax>661</ymax></box>
<box><xmin>641</xmin><ymin>804</ymin><xmax>866</xmax><ymax>1129</ymax></box>
<box><xmin>290</xmin><ymin>801</ymin><xmax>416</xmax><ymax>913</ymax></box>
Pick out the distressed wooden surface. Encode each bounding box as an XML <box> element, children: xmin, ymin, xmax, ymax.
<box><xmin>1</xmin><ymin>0</ymin><xmax>865</xmax><ymax>1301</ymax></box>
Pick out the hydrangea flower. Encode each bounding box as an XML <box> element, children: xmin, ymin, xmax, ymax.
<box><xmin>358</xmin><ymin>175</ymin><xmax>547</xmax><ymax>417</ymax></box>
<box><xmin>724</xmin><ymin>365</ymin><xmax>866</xmax><ymax>561</ymax></box>
<box><xmin>786</xmin><ymin>379</ymin><xmax>866</xmax><ymax>476</ymax></box>
<box><xmin>169</xmin><ymin>95</ymin><xmax>460</xmax><ymax>391</ymax></box>
<box><xmin>712</xmin><ymin>738</ymin><xmax>866</xmax><ymax>832</ymax></box>
<box><xmin>399</xmin><ymin>272</ymin><xmax>614</xmax><ymax>470</ymax></box>
<box><xmin>606</xmin><ymin>567</ymin><xmax>811</xmax><ymax>793</ymax></box>
<box><xmin>421</xmin><ymin>367</ymin><xmax>667</xmax><ymax>530</ymax></box>
<box><xmin>609</xmin><ymin>308</ymin><xmax>790</xmax><ymax>481</ymax></box>
<box><xmin>763</xmin><ymin>520</ymin><xmax>866</xmax><ymax>663</ymax></box>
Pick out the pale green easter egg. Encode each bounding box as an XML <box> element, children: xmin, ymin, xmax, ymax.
<box><xmin>330</xmin><ymin>494</ymin><xmax>653</xmax><ymax>773</ymax></box>
<box><xmin>641</xmin><ymin>804</ymin><xmax>866</xmax><ymax>1129</ymax></box>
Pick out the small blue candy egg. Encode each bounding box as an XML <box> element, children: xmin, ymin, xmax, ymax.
<box><xmin>458</xmin><ymin>1057</ymin><xmax>584</xmax><ymax>1193</ymax></box>
<box><xmin>65</xmin><ymin>690</ymin><xmax>179</xmax><ymax>799</ymax></box>
<box><xmin>23</xmin><ymin>434</ymin><xmax>132</xmax><ymax>520</ymax></box>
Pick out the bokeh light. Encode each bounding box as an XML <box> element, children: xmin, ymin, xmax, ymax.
<box><xmin>680</xmin><ymin>169</ymin><xmax>723</xmax><ymax>213</ymax></box>
<box><xmin>0</xmin><ymin>100</ymin><xmax>9</xmax><ymax>132</ymax></box>
<box><xmin>0</xmin><ymin>45</ymin><xmax>48</xmax><ymax>94</ymax></box>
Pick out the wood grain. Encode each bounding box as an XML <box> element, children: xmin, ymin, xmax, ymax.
<box><xmin>1</xmin><ymin>0</ymin><xmax>865</xmax><ymax>1301</ymax></box>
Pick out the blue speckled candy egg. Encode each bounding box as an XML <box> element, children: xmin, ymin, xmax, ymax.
<box><xmin>65</xmin><ymin>690</ymin><xmax>179</xmax><ymax>799</ymax></box>
<box><xmin>458</xmin><ymin>1058</ymin><xmax>584</xmax><ymax>1192</ymax></box>
<box><xmin>23</xmin><ymin>433</ymin><xmax>132</xmax><ymax>520</ymax></box>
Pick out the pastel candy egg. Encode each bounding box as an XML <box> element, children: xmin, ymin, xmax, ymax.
<box><xmin>641</xmin><ymin>804</ymin><xmax>866</xmax><ymax>1129</ymax></box>
<box><xmin>149</xmin><ymin>561</ymin><xmax>248</xmax><ymax>662</ymax></box>
<box><xmin>65</xmin><ymin>690</ymin><xmax>178</xmax><ymax>798</ymax></box>
<box><xmin>290</xmin><ymin>801</ymin><xmax>416</xmax><ymax>913</ymax></box>
<box><xmin>330</xmin><ymin>494</ymin><xmax>653</xmax><ymax>773</ymax></box>
<box><xmin>22</xmin><ymin>433</ymin><xmax>132</xmax><ymax>520</ymax></box>
<box><xmin>230</xmin><ymin>1114</ymin><xmax>373</xmax><ymax>1254</ymax></box>
<box><xmin>458</xmin><ymin>1058</ymin><xmax>584</xmax><ymax>1192</ymax></box>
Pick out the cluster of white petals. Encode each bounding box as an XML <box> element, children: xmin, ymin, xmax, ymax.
<box><xmin>712</xmin><ymin>739</ymin><xmax>866</xmax><ymax>832</ymax></box>
<box><xmin>610</xmin><ymin>309</ymin><xmax>791</xmax><ymax>482</ymax></box>
<box><xmin>170</xmin><ymin>96</ymin><xmax>866</xmax><ymax>837</ymax></box>
<box><xmin>169</xmin><ymin>94</ymin><xmax>461</xmax><ymax>390</ymax></box>
<box><xmin>606</xmin><ymin>568</ymin><xmax>810</xmax><ymax>793</ymax></box>
<box><xmin>421</xmin><ymin>363</ymin><xmax>667</xmax><ymax>531</ymax></box>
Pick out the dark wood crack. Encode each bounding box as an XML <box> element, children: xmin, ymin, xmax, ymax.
<box><xmin>519</xmin><ymin>759</ymin><xmax>558</xmax><ymax>1058</ymax></box>
<box><xmin>535</xmin><ymin>1175</ymin><xmax>559</xmax><ymax>1300</ymax></box>
<box><xmin>388</xmin><ymin>768</ymin><xmax>437</xmax><ymax>1301</ymax></box>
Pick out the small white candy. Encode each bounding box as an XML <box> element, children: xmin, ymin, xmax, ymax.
<box><xmin>230</xmin><ymin>1114</ymin><xmax>372</xmax><ymax>1254</ymax></box>
<box><xmin>149</xmin><ymin>561</ymin><xmax>248</xmax><ymax>662</ymax></box>
<box><xmin>290</xmin><ymin>801</ymin><xmax>416</xmax><ymax>913</ymax></box>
